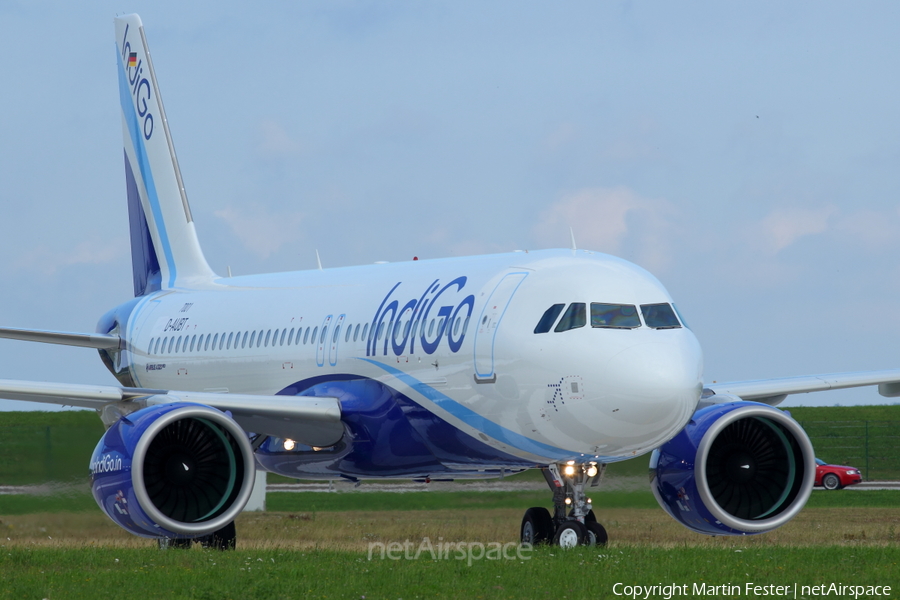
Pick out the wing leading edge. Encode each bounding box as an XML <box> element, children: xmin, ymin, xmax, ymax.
<box><xmin>0</xmin><ymin>327</ymin><xmax>120</xmax><ymax>349</ymax></box>
<box><xmin>704</xmin><ymin>368</ymin><xmax>900</xmax><ymax>406</ymax></box>
<box><xmin>0</xmin><ymin>378</ymin><xmax>343</xmax><ymax>447</ymax></box>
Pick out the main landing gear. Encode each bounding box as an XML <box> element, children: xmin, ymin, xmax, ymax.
<box><xmin>520</xmin><ymin>462</ymin><xmax>608</xmax><ymax>548</ymax></box>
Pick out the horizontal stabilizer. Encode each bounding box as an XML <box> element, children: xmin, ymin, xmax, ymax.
<box><xmin>704</xmin><ymin>368</ymin><xmax>900</xmax><ymax>405</ymax></box>
<box><xmin>0</xmin><ymin>327</ymin><xmax>120</xmax><ymax>349</ymax></box>
<box><xmin>0</xmin><ymin>379</ymin><xmax>343</xmax><ymax>447</ymax></box>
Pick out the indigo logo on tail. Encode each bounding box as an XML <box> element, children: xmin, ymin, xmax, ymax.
<box><xmin>368</xmin><ymin>277</ymin><xmax>475</xmax><ymax>357</ymax></box>
<box><xmin>120</xmin><ymin>23</ymin><xmax>154</xmax><ymax>140</ymax></box>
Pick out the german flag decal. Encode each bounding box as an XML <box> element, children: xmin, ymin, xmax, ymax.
<box><xmin>128</xmin><ymin>52</ymin><xmax>137</xmax><ymax>67</ymax></box>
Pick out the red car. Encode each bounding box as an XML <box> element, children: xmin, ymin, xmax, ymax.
<box><xmin>815</xmin><ymin>458</ymin><xmax>862</xmax><ymax>490</ymax></box>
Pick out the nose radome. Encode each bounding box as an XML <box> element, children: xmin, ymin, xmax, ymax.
<box><xmin>592</xmin><ymin>339</ymin><xmax>703</xmax><ymax>448</ymax></box>
<box><xmin>606</xmin><ymin>341</ymin><xmax>701</xmax><ymax>403</ymax></box>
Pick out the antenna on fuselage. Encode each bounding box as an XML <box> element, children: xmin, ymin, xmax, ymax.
<box><xmin>316</xmin><ymin>250</ymin><xmax>323</xmax><ymax>271</ymax></box>
<box><xmin>227</xmin><ymin>265</ymin><xmax>232</xmax><ymax>277</ymax></box>
<box><xmin>570</xmin><ymin>227</ymin><xmax>577</xmax><ymax>252</ymax></box>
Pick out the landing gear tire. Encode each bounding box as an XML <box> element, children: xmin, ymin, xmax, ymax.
<box><xmin>585</xmin><ymin>521</ymin><xmax>608</xmax><ymax>546</ymax></box>
<box><xmin>822</xmin><ymin>474</ymin><xmax>841</xmax><ymax>490</ymax></box>
<box><xmin>553</xmin><ymin>521</ymin><xmax>586</xmax><ymax>549</ymax></box>
<box><xmin>199</xmin><ymin>521</ymin><xmax>237</xmax><ymax>551</ymax></box>
<box><xmin>521</xmin><ymin>507</ymin><xmax>554</xmax><ymax>545</ymax></box>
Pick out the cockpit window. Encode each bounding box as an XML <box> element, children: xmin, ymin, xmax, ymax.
<box><xmin>554</xmin><ymin>303</ymin><xmax>586</xmax><ymax>332</ymax></box>
<box><xmin>640</xmin><ymin>303</ymin><xmax>681</xmax><ymax>329</ymax></box>
<box><xmin>590</xmin><ymin>303</ymin><xmax>641</xmax><ymax>329</ymax></box>
<box><xmin>673</xmin><ymin>304</ymin><xmax>691</xmax><ymax>330</ymax></box>
<box><xmin>534</xmin><ymin>304</ymin><xmax>565</xmax><ymax>334</ymax></box>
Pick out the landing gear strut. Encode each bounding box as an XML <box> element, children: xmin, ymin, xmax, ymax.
<box><xmin>520</xmin><ymin>462</ymin><xmax>608</xmax><ymax>548</ymax></box>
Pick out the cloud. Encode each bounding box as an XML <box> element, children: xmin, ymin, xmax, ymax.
<box><xmin>532</xmin><ymin>186</ymin><xmax>676</xmax><ymax>271</ymax></box>
<box><xmin>756</xmin><ymin>205</ymin><xmax>837</xmax><ymax>254</ymax></box>
<box><xmin>833</xmin><ymin>208</ymin><xmax>899</xmax><ymax>250</ymax></box>
<box><xmin>10</xmin><ymin>239</ymin><xmax>127</xmax><ymax>276</ymax></box>
<box><xmin>214</xmin><ymin>205</ymin><xmax>305</xmax><ymax>258</ymax></box>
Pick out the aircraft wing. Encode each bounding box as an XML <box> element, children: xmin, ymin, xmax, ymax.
<box><xmin>704</xmin><ymin>368</ymin><xmax>900</xmax><ymax>406</ymax></box>
<box><xmin>0</xmin><ymin>378</ymin><xmax>343</xmax><ymax>447</ymax></box>
<box><xmin>0</xmin><ymin>327</ymin><xmax>120</xmax><ymax>349</ymax></box>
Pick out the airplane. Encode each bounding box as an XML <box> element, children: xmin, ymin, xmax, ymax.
<box><xmin>2</xmin><ymin>13</ymin><xmax>900</xmax><ymax>550</ymax></box>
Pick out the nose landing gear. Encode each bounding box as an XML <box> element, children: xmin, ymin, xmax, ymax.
<box><xmin>520</xmin><ymin>462</ymin><xmax>608</xmax><ymax>548</ymax></box>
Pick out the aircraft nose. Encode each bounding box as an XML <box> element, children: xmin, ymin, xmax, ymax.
<box><xmin>590</xmin><ymin>335</ymin><xmax>703</xmax><ymax>453</ymax></box>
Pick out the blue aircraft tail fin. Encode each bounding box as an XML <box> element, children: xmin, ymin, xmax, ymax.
<box><xmin>115</xmin><ymin>14</ymin><xmax>216</xmax><ymax>295</ymax></box>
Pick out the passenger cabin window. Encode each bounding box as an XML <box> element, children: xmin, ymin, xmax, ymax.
<box><xmin>640</xmin><ymin>303</ymin><xmax>681</xmax><ymax>329</ymax></box>
<box><xmin>554</xmin><ymin>303</ymin><xmax>586</xmax><ymax>332</ymax></box>
<box><xmin>591</xmin><ymin>303</ymin><xmax>641</xmax><ymax>329</ymax></box>
<box><xmin>534</xmin><ymin>304</ymin><xmax>565</xmax><ymax>333</ymax></box>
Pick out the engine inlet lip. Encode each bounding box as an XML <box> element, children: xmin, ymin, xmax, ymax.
<box><xmin>131</xmin><ymin>404</ymin><xmax>256</xmax><ymax>536</ymax></box>
<box><xmin>695</xmin><ymin>404</ymin><xmax>815</xmax><ymax>533</ymax></box>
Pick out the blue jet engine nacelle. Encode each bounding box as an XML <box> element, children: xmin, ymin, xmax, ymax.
<box><xmin>650</xmin><ymin>400</ymin><xmax>816</xmax><ymax>536</ymax></box>
<box><xmin>89</xmin><ymin>402</ymin><xmax>256</xmax><ymax>539</ymax></box>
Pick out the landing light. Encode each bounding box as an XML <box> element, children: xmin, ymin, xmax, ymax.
<box><xmin>586</xmin><ymin>465</ymin><xmax>598</xmax><ymax>478</ymax></box>
<box><xmin>565</xmin><ymin>497</ymin><xmax>572</xmax><ymax>505</ymax></box>
<box><xmin>283</xmin><ymin>439</ymin><xmax>295</xmax><ymax>451</ymax></box>
<box><xmin>564</xmin><ymin>465</ymin><xmax>576</xmax><ymax>476</ymax></box>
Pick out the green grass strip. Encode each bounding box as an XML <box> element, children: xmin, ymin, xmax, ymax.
<box><xmin>0</xmin><ymin>545</ymin><xmax>897</xmax><ymax>599</ymax></box>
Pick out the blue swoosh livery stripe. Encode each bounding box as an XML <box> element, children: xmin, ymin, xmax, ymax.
<box><xmin>358</xmin><ymin>358</ymin><xmax>575</xmax><ymax>461</ymax></box>
<box><xmin>116</xmin><ymin>46</ymin><xmax>177</xmax><ymax>288</ymax></box>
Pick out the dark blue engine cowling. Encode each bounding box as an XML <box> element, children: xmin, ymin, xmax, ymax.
<box><xmin>90</xmin><ymin>402</ymin><xmax>256</xmax><ymax>539</ymax></box>
<box><xmin>650</xmin><ymin>400</ymin><xmax>815</xmax><ymax>536</ymax></box>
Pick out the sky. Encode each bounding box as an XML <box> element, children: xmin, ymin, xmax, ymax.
<box><xmin>1</xmin><ymin>1</ymin><xmax>899</xmax><ymax>409</ymax></box>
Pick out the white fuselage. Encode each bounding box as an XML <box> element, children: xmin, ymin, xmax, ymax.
<box><xmin>119</xmin><ymin>249</ymin><xmax>703</xmax><ymax>466</ymax></box>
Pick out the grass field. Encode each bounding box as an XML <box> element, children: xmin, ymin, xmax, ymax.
<box><xmin>1</xmin><ymin>500</ymin><xmax>898</xmax><ymax>599</ymax></box>
<box><xmin>2</xmin><ymin>490</ymin><xmax>898</xmax><ymax>546</ymax></box>
<box><xmin>0</xmin><ymin>545</ymin><xmax>897</xmax><ymax>600</ymax></box>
